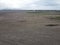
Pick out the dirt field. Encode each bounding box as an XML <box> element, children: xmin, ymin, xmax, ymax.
<box><xmin>0</xmin><ymin>11</ymin><xmax>60</xmax><ymax>45</ymax></box>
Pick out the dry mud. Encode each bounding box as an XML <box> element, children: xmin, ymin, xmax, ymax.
<box><xmin>0</xmin><ymin>11</ymin><xmax>60</xmax><ymax>45</ymax></box>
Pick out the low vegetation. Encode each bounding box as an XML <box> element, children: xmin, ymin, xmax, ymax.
<box><xmin>27</xmin><ymin>10</ymin><xmax>60</xmax><ymax>15</ymax></box>
<box><xmin>49</xmin><ymin>16</ymin><xmax>60</xmax><ymax>20</ymax></box>
<box><xmin>54</xmin><ymin>16</ymin><xmax>60</xmax><ymax>20</ymax></box>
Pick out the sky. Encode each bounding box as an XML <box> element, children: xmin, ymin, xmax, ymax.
<box><xmin>0</xmin><ymin>0</ymin><xmax>60</xmax><ymax>10</ymax></box>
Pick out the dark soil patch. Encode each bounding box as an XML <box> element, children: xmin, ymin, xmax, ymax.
<box><xmin>46</xmin><ymin>24</ymin><xmax>59</xmax><ymax>26</ymax></box>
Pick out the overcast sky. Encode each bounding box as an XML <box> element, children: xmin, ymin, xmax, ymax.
<box><xmin>0</xmin><ymin>0</ymin><xmax>60</xmax><ymax>10</ymax></box>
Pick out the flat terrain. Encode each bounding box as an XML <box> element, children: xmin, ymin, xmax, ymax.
<box><xmin>0</xmin><ymin>11</ymin><xmax>60</xmax><ymax>45</ymax></box>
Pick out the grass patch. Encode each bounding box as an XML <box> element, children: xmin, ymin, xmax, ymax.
<box><xmin>50</xmin><ymin>16</ymin><xmax>60</xmax><ymax>20</ymax></box>
<box><xmin>54</xmin><ymin>16</ymin><xmax>60</xmax><ymax>20</ymax></box>
<box><xmin>27</xmin><ymin>12</ymin><xmax>41</xmax><ymax>13</ymax></box>
<box><xmin>27</xmin><ymin>11</ymin><xmax>60</xmax><ymax>15</ymax></box>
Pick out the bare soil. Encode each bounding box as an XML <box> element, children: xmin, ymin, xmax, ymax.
<box><xmin>0</xmin><ymin>11</ymin><xmax>60</xmax><ymax>45</ymax></box>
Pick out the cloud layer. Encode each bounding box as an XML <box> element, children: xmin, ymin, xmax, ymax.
<box><xmin>0</xmin><ymin>0</ymin><xmax>60</xmax><ymax>10</ymax></box>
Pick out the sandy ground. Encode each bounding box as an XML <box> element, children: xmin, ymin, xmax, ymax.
<box><xmin>0</xmin><ymin>11</ymin><xmax>60</xmax><ymax>45</ymax></box>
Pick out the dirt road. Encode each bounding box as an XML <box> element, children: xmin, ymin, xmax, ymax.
<box><xmin>0</xmin><ymin>11</ymin><xmax>60</xmax><ymax>45</ymax></box>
